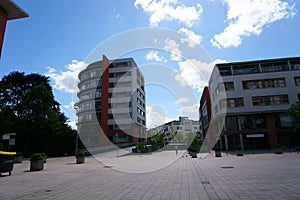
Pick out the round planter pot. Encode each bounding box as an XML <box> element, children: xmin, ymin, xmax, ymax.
<box><xmin>76</xmin><ymin>156</ymin><xmax>85</xmax><ymax>164</ymax></box>
<box><xmin>30</xmin><ymin>160</ymin><xmax>44</xmax><ymax>171</ymax></box>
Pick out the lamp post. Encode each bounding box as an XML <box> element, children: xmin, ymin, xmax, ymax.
<box><xmin>74</xmin><ymin>105</ymin><xmax>79</xmax><ymax>154</ymax></box>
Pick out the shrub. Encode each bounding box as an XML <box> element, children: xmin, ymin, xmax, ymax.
<box><xmin>76</xmin><ymin>150</ymin><xmax>85</xmax><ymax>157</ymax></box>
<box><xmin>30</xmin><ymin>153</ymin><xmax>43</xmax><ymax>161</ymax></box>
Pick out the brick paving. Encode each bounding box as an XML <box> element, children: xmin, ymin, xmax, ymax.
<box><xmin>0</xmin><ymin>151</ymin><xmax>300</xmax><ymax>200</ymax></box>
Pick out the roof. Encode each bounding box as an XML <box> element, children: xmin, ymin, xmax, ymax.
<box><xmin>0</xmin><ymin>0</ymin><xmax>29</xmax><ymax>20</ymax></box>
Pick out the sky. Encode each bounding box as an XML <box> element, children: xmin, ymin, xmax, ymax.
<box><xmin>0</xmin><ymin>0</ymin><xmax>299</xmax><ymax>129</ymax></box>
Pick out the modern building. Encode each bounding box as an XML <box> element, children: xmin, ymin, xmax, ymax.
<box><xmin>148</xmin><ymin>117</ymin><xmax>200</xmax><ymax>143</ymax></box>
<box><xmin>0</xmin><ymin>0</ymin><xmax>28</xmax><ymax>57</ymax></box>
<box><xmin>199</xmin><ymin>86</ymin><xmax>211</xmax><ymax>140</ymax></box>
<box><xmin>77</xmin><ymin>55</ymin><xmax>146</xmax><ymax>146</ymax></box>
<box><xmin>201</xmin><ymin>57</ymin><xmax>300</xmax><ymax>151</ymax></box>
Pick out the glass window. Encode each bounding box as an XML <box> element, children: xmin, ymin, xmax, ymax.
<box><xmin>225</xmin><ymin>116</ymin><xmax>238</xmax><ymax>130</ymax></box>
<box><xmin>275</xmin><ymin>113</ymin><xmax>294</xmax><ymax>128</ymax></box>
<box><xmin>225</xmin><ymin>82</ymin><xmax>234</xmax><ymax>91</ymax></box>
<box><xmin>240</xmin><ymin>115</ymin><xmax>265</xmax><ymax>129</ymax></box>
<box><xmin>294</xmin><ymin>77</ymin><xmax>300</xmax><ymax>86</ymax></box>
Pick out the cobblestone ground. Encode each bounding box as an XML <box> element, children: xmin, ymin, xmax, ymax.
<box><xmin>0</xmin><ymin>151</ymin><xmax>299</xmax><ymax>200</ymax></box>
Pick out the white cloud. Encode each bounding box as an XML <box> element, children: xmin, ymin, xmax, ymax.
<box><xmin>146</xmin><ymin>50</ymin><xmax>166</xmax><ymax>62</ymax></box>
<box><xmin>68</xmin><ymin>120</ymin><xmax>77</xmax><ymax>130</ymax></box>
<box><xmin>45</xmin><ymin>60</ymin><xmax>87</xmax><ymax>93</ymax></box>
<box><xmin>164</xmin><ymin>38</ymin><xmax>182</xmax><ymax>61</ymax></box>
<box><xmin>179</xmin><ymin>28</ymin><xmax>202</xmax><ymax>47</ymax></box>
<box><xmin>175</xmin><ymin>97</ymin><xmax>189</xmax><ymax>104</ymax></box>
<box><xmin>179</xmin><ymin>103</ymin><xmax>199</xmax><ymax>114</ymax></box>
<box><xmin>146</xmin><ymin>105</ymin><xmax>175</xmax><ymax>128</ymax></box>
<box><xmin>62</xmin><ymin>101</ymin><xmax>78</xmax><ymax>130</ymax></box>
<box><xmin>134</xmin><ymin>0</ymin><xmax>203</xmax><ymax>27</ymax></box>
<box><xmin>175</xmin><ymin>59</ymin><xmax>215</xmax><ymax>92</ymax></box>
<box><xmin>211</xmin><ymin>0</ymin><xmax>296</xmax><ymax>48</ymax></box>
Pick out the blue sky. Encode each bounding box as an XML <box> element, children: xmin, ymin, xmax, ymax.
<box><xmin>0</xmin><ymin>0</ymin><xmax>299</xmax><ymax>129</ymax></box>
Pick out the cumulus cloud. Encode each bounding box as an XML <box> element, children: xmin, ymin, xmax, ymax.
<box><xmin>174</xmin><ymin>59</ymin><xmax>216</xmax><ymax>92</ymax></box>
<box><xmin>146</xmin><ymin>105</ymin><xmax>175</xmax><ymax>128</ymax></box>
<box><xmin>146</xmin><ymin>50</ymin><xmax>166</xmax><ymax>62</ymax></box>
<box><xmin>211</xmin><ymin>0</ymin><xmax>296</xmax><ymax>48</ymax></box>
<box><xmin>45</xmin><ymin>60</ymin><xmax>87</xmax><ymax>93</ymax></box>
<box><xmin>179</xmin><ymin>28</ymin><xmax>202</xmax><ymax>47</ymax></box>
<box><xmin>164</xmin><ymin>38</ymin><xmax>182</xmax><ymax>61</ymax></box>
<box><xmin>179</xmin><ymin>103</ymin><xmax>200</xmax><ymax>114</ymax></box>
<box><xmin>175</xmin><ymin>97</ymin><xmax>189</xmax><ymax>104</ymax></box>
<box><xmin>134</xmin><ymin>0</ymin><xmax>203</xmax><ymax>27</ymax></box>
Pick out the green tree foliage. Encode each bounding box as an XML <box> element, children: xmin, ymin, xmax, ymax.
<box><xmin>0</xmin><ymin>71</ymin><xmax>76</xmax><ymax>156</ymax></box>
<box><xmin>288</xmin><ymin>102</ymin><xmax>300</xmax><ymax>145</ymax></box>
<box><xmin>288</xmin><ymin>102</ymin><xmax>300</xmax><ymax>132</ymax></box>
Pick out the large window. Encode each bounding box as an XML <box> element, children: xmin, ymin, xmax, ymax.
<box><xmin>261</xmin><ymin>62</ymin><xmax>289</xmax><ymax>73</ymax></box>
<box><xmin>232</xmin><ymin>64</ymin><xmax>259</xmax><ymax>75</ymax></box>
<box><xmin>225</xmin><ymin>116</ymin><xmax>238</xmax><ymax>130</ymax></box>
<box><xmin>294</xmin><ymin>77</ymin><xmax>300</xmax><ymax>86</ymax></box>
<box><xmin>219</xmin><ymin>97</ymin><xmax>244</xmax><ymax>108</ymax></box>
<box><xmin>252</xmin><ymin>95</ymin><xmax>289</xmax><ymax>106</ymax></box>
<box><xmin>275</xmin><ymin>113</ymin><xmax>294</xmax><ymax>128</ymax></box>
<box><xmin>243</xmin><ymin>78</ymin><xmax>286</xmax><ymax>89</ymax></box>
<box><xmin>239</xmin><ymin>115</ymin><xmax>265</xmax><ymax>129</ymax></box>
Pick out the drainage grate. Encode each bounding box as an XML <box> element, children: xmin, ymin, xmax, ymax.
<box><xmin>202</xmin><ymin>181</ymin><xmax>210</xmax><ymax>185</ymax></box>
<box><xmin>221</xmin><ymin>166</ymin><xmax>234</xmax><ymax>169</ymax></box>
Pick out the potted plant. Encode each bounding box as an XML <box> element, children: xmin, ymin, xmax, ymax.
<box><xmin>214</xmin><ymin>147</ymin><xmax>222</xmax><ymax>157</ymax></box>
<box><xmin>30</xmin><ymin>153</ymin><xmax>44</xmax><ymax>171</ymax></box>
<box><xmin>274</xmin><ymin>144</ymin><xmax>283</xmax><ymax>154</ymax></box>
<box><xmin>13</xmin><ymin>152</ymin><xmax>23</xmax><ymax>163</ymax></box>
<box><xmin>76</xmin><ymin>150</ymin><xmax>85</xmax><ymax>164</ymax></box>
<box><xmin>41</xmin><ymin>152</ymin><xmax>47</xmax><ymax>163</ymax></box>
<box><xmin>235</xmin><ymin>146</ymin><xmax>243</xmax><ymax>156</ymax></box>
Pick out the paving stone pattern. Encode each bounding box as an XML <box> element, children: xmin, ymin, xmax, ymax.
<box><xmin>0</xmin><ymin>151</ymin><xmax>299</xmax><ymax>200</ymax></box>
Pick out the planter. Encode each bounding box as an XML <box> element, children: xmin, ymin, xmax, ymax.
<box><xmin>190</xmin><ymin>152</ymin><xmax>197</xmax><ymax>158</ymax></box>
<box><xmin>215</xmin><ymin>151</ymin><xmax>222</xmax><ymax>157</ymax></box>
<box><xmin>275</xmin><ymin>148</ymin><xmax>283</xmax><ymax>154</ymax></box>
<box><xmin>76</xmin><ymin>156</ymin><xmax>85</xmax><ymax>164</ymax></box>
<box><xmin>30</xmin><ymin>160</ymin><xmax>44</xmax><ymax>171</ymax></box>
<box><xmin>236</xmin><ymin>150</ymin><xmax>243</xmax><ymax>156</ymax></box>
<box><xmin>13</xmin><ymin>156</ymin><xmax>23</xmax><ymax>163</ymax></box>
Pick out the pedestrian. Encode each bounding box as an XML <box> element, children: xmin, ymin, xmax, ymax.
<box><xmin>175</xmin><ymin>145</ymin><xmax>178</xmax><ymax>155</ymax></box>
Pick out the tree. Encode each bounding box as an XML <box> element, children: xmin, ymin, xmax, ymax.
<box><xmin>288</xmin><ymin>102</ymin><xmax>300</xmax><ymax>146</ymax></box>
<box><xmin>0</xmin><ymin>71</ymin><xmax>76</xmax><ymax>156</ymax></box>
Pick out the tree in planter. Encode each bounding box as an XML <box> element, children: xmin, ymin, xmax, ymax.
<box><xmin>30</xmin><ymin>153</ymin><xmax>44</xmax><ymax>171</ymax></box>
<box><xmin>137</xmin><ymin>141</ymin><xmax>148</xmax><ymax>153</ymax></box>
<box><xmin>274</xmin><ymin>144</ymin><xmax>283</xmax><ymax>154</ymax></box>
<box><xmin>75</xmin><ymin>150</ymin><xmax>85</xmax><ymax>164</ymax></box>
<box><xmin>214</xmin><ymin>146</ymin><xmax>222</xmax><ymax>157</ymax></box>
<box><xmin>235</xmin><ymin>146</ymin><xmax>243</xmax><ymax>156</ymax></box>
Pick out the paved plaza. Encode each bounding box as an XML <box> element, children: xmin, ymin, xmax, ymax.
<box><xmin>0</xmin><ymin>150</ymin><xmax>300</xmax><ymax>200</ymax></box>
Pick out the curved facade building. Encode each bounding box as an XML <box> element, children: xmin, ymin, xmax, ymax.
<box><xmin>77</xmin><ymin>55</ymin><xmax>146</xmax><ymax>147</ymax></box>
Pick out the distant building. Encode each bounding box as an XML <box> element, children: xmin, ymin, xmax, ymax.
<box><xmin>0</xmin><ymin>0</ymin><xmax>28</xmax><ymax>57</ymax></box>
<box><xmin>77</xmin><ymin>55</ymin><xmax>146</xmax><ymax>146</ymax></box>
<box><xmin>148</xmin><ymin>117</ymin><xmax>200</xmax><ymax>143</ymax></box>
<box><xmin>200</xmin><ymin>57</ymin><xmax>300</xmax><ymax>150</ymax></box>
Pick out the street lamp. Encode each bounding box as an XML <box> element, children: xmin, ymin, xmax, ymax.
<box><xmin>74</xmin><ymin>104</ymin><xmax>79</xmax><ymax>154</ymax></box>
